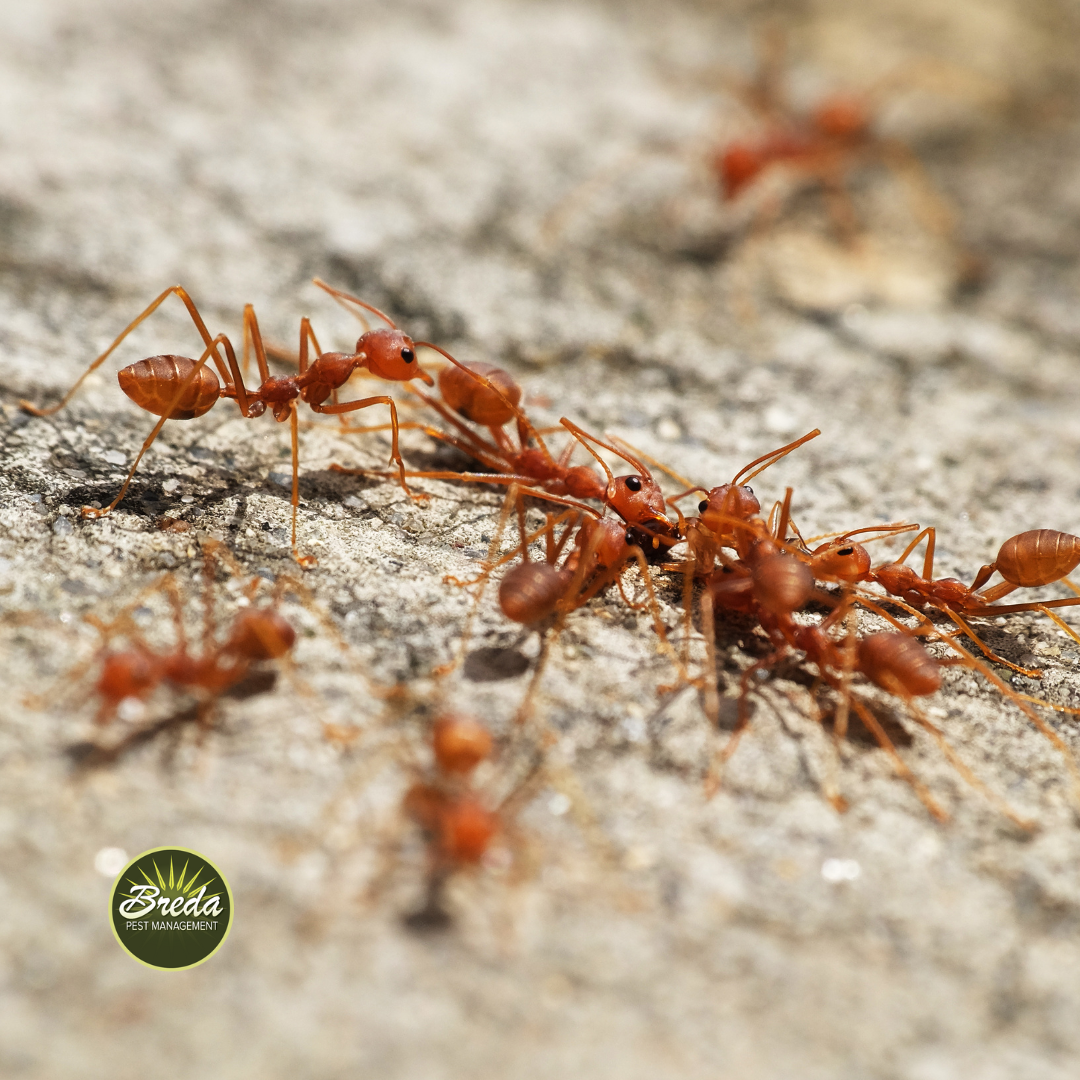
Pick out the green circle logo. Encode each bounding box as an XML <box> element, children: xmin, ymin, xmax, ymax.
<box><xmin>109</xmin><ymin>847</ymin><xmax>233</xmax><ymax>970</ymax></box>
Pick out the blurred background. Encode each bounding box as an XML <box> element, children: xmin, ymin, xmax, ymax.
<box><xmin>3</xmin><ymin>2</ymin><xmax>1080</xmax><ymax>1078</ymax></box>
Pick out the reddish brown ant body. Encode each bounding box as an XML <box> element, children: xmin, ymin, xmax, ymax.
<box><xmin>339</xmin><ymin>355</ymin><xmax>683</xmax><ymax>544</ymax></box>
<box><xmin>20</xmin><ymin>281</ymin><xmax>437</xmax><ymax>564</ymax></box>
<box><xmin>35</xmin><ymin>543</ymin><xmax>306</xmax><ymax>765</ymax></box>
<box><xmin>807</xmin><ymin>526</ymin><xmax>1080</xmax><ymax>677</ymax></box>
<box><xmin>401</xmin><ymin>715</ymin><xmax>515</xmax><ymax>926</ymax></box>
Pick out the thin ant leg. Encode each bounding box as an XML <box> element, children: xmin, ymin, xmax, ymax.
<box><xmin>858</xmin><ymin>593</ymin><xmax>1080</xmax><ymax>799</ymax></box>
<box><xmin>847</xmin><ymin>695</ymin><xmax>949</xmax><ymax>822</ymax></box>
<box><xmin>704</xmin><ymin>649</ymin><xmax>782</xmax><ymax>798</ymax></box>
<box><xmin>905</xmin><ymin>700</ymin><xmax>1034</xmax><ymax>830</ymax></box>
<box><xmin>312</xmin><ymin>394</ymin><xmax>421</xmax><ymax>501</ymax></box>
<box><xmin>82</xmin><ymin>333</ymin><xmax>235</xmax><ymax>519</ymax></box>
<box><xmin>288</xmin><ymin>402</ymin><xmax>316</xmax><ymax>567</ymax></box>
<box><xmin>20</xmin><ymin>285</ymin><xmax>230</xmax><ymax>417</ymax></box>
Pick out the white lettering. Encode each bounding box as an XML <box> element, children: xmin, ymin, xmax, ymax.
<box><xmin>182</xmin><ymin>886</ymin><xmax>206</xmax><ymax>917</ymax></box>
<box><xmin>168</xmin><ymin>896</ymin><xmax>185</xmax><ymax>917</ymax></box>
<box><xmin>118</xmin><ymin>885</ymin><xmax>159</xmax><ymax>919</ymax></box>
<box><xmin>200</xmin><ymin>896</ymin><xmax>222</xmax><ymax>918</ymax></box>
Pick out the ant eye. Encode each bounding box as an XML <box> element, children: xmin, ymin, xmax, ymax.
<box><xmin>837</xmin><ymin>546</ymin><xmax>854</xmax><ymax>556</ymax></box>
<box><xmin>624</xmin><ymin>530</ymin><xmax>634</xmax><ymax>545</ymax></box>
<box><xmin>400</xmin><ymin>347</ymin><xmax>415</xmax><ymax>363</ymax></box>
<box><xmin>624</xmin><ymin>476</ymin><xmax>642</xmax><ymax>492</ymax></box>
<box><xmin>698</xmin><ymin>500</ymin><xmax>709</xmax><ymax>513</ymax></box>
<box><xmin>743</xmin><ymin>485</ymin><xmax>754</xmax><ymax>496</ymax></box>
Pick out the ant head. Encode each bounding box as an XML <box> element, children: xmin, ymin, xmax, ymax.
<box><xmin>607</xmin><ymin>473</ymin><xmax>674</xmax><ymax>533</ymax></box>
<box><xmin>438</xmin><ymin>361</ymin><xmax>521</xmax><ymax>426</ymax></box>
<box><xmin>356</xmin><ymin>328</ymin><xmax>434</xmax><ymax>385</ymax></box>
<box><xmin>812</xmin><ymin>96</ymin><xmax>869</xmax><ymax>141</ymax></box>
<box><xmin>717</xmin><ymin>143</ymin><xmax>765</xmax><ymax>200</ymax></box>
<box><xmin>432</xmin><ymin>715</ymin><xmax>493</xmax><ymax>775</ymax></box>
<box><xmin>810</xmin><ymin>540</ymin><xmax>871</xmax><ymax>583</ymax></box>
<box><xmin>699</xmin><ymin>483</ymin><xmax>760</xmax><ymax>523</ymax></box>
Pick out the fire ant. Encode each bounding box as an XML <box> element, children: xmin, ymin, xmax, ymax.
<box><xmin>334</xmin><ymin>354</ymin><xmax>683</xmax><ymax>544</ymax></box>
<box><xmin>808</xmin><ymin>526</ymin><xmax>1080</xmax><ymax>678</ymax></box>
<box><xmin>401</xmin><ymin>714</ymin><xmax>541</xmax><ymax>928</ymax></box>
<box><xmin>19</xmin><ymin>280</ymin><xmax>438</xmax><ymax>564</ymax></box>
<box><xmin>711</xmin><ymin>29</ymin><xmax>963</xmax><ymax>247</ymax></box>
<box><xmin>41</xmin><ymin>542</ymin><xmax>321</xmax><ymax>763</ymax></box>
<box><xmin>443</xmin><ymin>491</ymin><xmax>680</xmax><ymax>724</ymax></box>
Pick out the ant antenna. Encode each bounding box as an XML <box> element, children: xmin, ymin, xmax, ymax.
<box><xmin>312</xmin><ymin>278</ymin><xmax>398</xmax><ymax>330</ymax></box>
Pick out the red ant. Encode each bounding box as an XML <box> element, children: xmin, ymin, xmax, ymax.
<box><xmin>711</xmin><ymin>30</ymin><xmax>963</xmax><ymax>246</ymax></box>
<box><xmin>40</xmin><ymin>542</ymin><xmax>315</xmax><ymax>762</ymax></box>
<box><xmin>19</xmin><ymin>280</ymin><xmax>439</xmax><ymax>564</ymax></box>
<box><xmin>805</xmin><ymin>526</ymin><xmax>1080</xmax><ymax>679</ymax></box>
<box><xmin>442</xmin><ymin>492</ymin><xmax>681</xmax><ymax>724</ymax></box>
<box><xmin>688</xmin><ymin>495</ymin><xmax>1065</xmax><ymax>824</ymax></box>
<box><xmin>334</xmin><ymin>354</ymin><xmax>683</xmax><ymax>545</ymax></box>
<box><xmin>401</xmin><ymin>714</ymin><xmax>542</xmax><ymax>928</ymax></box>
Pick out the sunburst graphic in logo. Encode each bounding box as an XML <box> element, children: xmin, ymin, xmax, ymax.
<box><xmin>110</xmin><ymin>847</ymin><xmax>233</xmax><ymax>969</ymax></box>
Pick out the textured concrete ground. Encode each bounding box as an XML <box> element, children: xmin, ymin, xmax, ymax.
<box><xmin>3</xmin><ymin>1</ymin><xmax>1080</xmax><ymax>1077</ymax></box>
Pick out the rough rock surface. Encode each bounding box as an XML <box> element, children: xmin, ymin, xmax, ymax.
<box><xmin>3</xmin><ymin>1</ymin><xmax>1080</xmax><ymax>1077</ymax></box>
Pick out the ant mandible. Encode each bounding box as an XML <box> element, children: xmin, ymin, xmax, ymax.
<box><xmin>20</xmin><ymin>280</ymin><xmax>436</xmax><ymax>565</ymax></box>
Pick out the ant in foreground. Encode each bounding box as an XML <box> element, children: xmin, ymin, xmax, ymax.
<box><xmin>19</xmin><ymin>279</ymin><xmax>438</xmax><ymax>564</ymax></box>
<box><xmin>336</xmin><ymin>352</ymin><xmax>683</xmax><ymax>547</ymax></box>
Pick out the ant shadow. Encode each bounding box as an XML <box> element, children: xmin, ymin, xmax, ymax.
<box><xmin>65</xmin><ymin>669</ymin><xmax>278</xmax><ymax>770</ymax></box>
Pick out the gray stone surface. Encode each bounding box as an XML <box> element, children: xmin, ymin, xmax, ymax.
<box><xmin>3</xmin><ymin>1</ymin><xmax>1080</xmax><ymax>1077</ymax></box>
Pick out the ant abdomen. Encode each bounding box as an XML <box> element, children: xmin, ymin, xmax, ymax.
<box><xmin>118</xmin><ymin>355</ymin><xmax>220</xmax><ymax>420</ymax></box>
<box><xmin>857</xmin><ymin>633</ymin><xmax>942</xmax><ymax>697</ymax></box>
<box><xmin>995</xmin><ymin>529</ymin><xmax>1080</xmax><ymax>588</ymax></box>
<box><xmin>437</xmin><ymin>796</ymin><xmax>498</xmax><ymax>864</ymax></box>
<box><xmin>438</xmin><ymin>361</ymin><xmax>522</xmax><ymax>427</ymax></box>
<box><xmin>95</xmin><ymin>650</ymin><xmax>159</xmax><ymax>716</ymax></box>
<box><xmin>498</xmin><ymin>562</ymin><xmax>573</xmax><ymax>624</ymax></box>
<box><xmin>752</xmin><ymin>553</ymin><xmax>813</xmax><ymax>616</ymax></box>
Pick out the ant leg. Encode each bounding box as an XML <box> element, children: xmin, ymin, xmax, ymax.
<box><xmin>20</xmin><ymin>286</ymin><xmax>229</xmax><ymax>417</ymax></box>
<box><xmin>704</xmin><ymin>650</ymin><xmax>781</xmax><ymax>798</ymax></box>
<box><xmin>313</xmin><ymin>395</ymin><xmax>424</xmax><ymax>502</ymax></box>
<box><xmin>82</xmin><ymin>334</ymin><xmax>234</xmax><ymax>519</ymax></box>
<box><xmin>906</xmin><ymin>700</ymin><xmax>1035</xmax><ymax>830</ymax></box>
<box><xmin>433</xmin><ymin>485</ymin><xmax>523</xmax><ymax>677</ymax></box>
<box><xmin>943</xmin><ymin>608</ymin><xmax>1042</xmax><ymax>678</ymax></box>
<box><xmin>286</xmin><ymin>403</ymin><xmax>317</xmax><ymax>568</ymax></box>
<box><xmin>699</xmin><ymin>588</ymin><xmax>720</xmax><ymax>728</ymax></box>
<box><xmin>847</xmin><ymin>695</ymin><xmax>948</xmax><ymax>822</ymax></box>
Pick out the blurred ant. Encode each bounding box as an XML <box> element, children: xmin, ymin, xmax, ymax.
<box><xmin>19</xmin><ymin>280</ymin><xmax>438</xmax><ymax>565</ymax></box>
<box><xmin>401</xmin><ymin>714</ymin><xmax>542</xmax><ymax>929</ymax></box>
<box><xmin>39</xmin><ymin>542</ymin><xmax>329</xmax><ymax>763</ymax></box>
<box><xmin>712</xmin><ymin>29</ymin><xmax>967</xmax><ymax>247</ymax></box>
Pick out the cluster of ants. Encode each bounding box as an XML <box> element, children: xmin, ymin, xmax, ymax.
<box><xmin>5</xmin><ymin>47</ymin><xmax>1070</xmax><ymax>913</ymax></box>
<box><xmin>13</xmin><ymin>251</ymin><xmax>1080</xmax><ymax>922</ymax></box>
